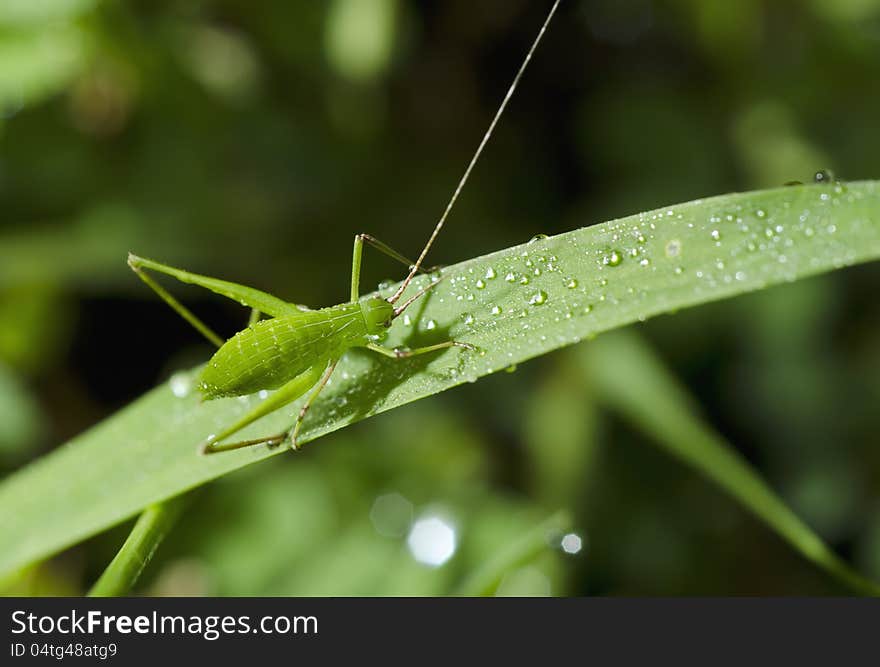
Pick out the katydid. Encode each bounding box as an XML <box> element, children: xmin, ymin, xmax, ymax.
<box><xmin>129</xmin><ymin>0</ymin><xmax>562</xmax><ymax>455</ymax></box>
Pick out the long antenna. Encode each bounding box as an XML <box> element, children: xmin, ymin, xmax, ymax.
<box><xmin>388</xmin><ymin>0</ymin><xmax>563</xmax><ymax>305</ymax></box>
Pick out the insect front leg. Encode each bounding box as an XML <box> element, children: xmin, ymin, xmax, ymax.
<box><xmin>200</xmin><ymin>362</ymin><xmax>327</xmax><ymax>455</ymax></box>
<box><xmin>350</xmin><ymin>234</ymin><xmax>441</xmax><ymax>301</ymax></box>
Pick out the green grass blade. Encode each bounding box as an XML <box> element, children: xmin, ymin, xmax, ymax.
<box><xmin>455</xmin><ymin>511</ymin><xmax>571</xmax><ymax>596</ymax></box>
<box><xmin>583</xmin><ymin>330</ymin><xmax>880</xmax><ymax>596</ymax></box>
<box><xmin>0</xmin><ymin>181</ymin><xmax>878</xmax><ymax>577</ymax></box>
<box><xmin>87</xmin><ymin>494</ymin><xmax>189</xmax><ymax>597</ymax></box>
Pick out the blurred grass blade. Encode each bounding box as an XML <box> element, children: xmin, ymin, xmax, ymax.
<box><xmin>583</xmin><ymin>330</ymin><xmax>880</xmax><ymax>596</ymax></box>
<box><xmin>0</xmin><ymin>181</ymin><xmax>878</xmax><ymax>577</ymax></box>
<box><xmin>88</xmin><ymin>495</ymin><xmax>188</xmax><ymax>597</ymax></box>
<box><xmin>456</xmin><ymin>511</ymin><xmax>571</xmax><ymax>596</ymax></box>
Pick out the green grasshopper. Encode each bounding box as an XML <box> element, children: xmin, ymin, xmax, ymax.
<box><xmin>129</xmin><ymin>0</ymin><xmax>561</xmax><ymax>455</ymax></box>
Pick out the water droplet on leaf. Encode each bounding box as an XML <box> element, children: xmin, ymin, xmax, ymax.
<box><xmin>666</xmin><ymin>239</ymin><xmax>681</xmax><ymax>257</ymax></box>
<box><xmin>814</xmin><ymin>169</ymin><xmax>835</xmax><ymax>183</ymax></box>
<box><xmin>528</xmin><ymin>290</ymin><xmax>548</xmax><ymax>306</ymax></box>
<box><xmin>603</xmin><ymin>250</ymin><xmax>623</xmax><ymax>267</ymax></box>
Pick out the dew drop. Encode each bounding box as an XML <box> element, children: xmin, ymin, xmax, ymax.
<box><xmin>504</xmin><ymin>364</ymin><xmax>518</xmax><ymax>374</ymax></box>
<box><xmin>814</xmin><ymin>169</ymin><xmax>835</xmax><ymax>184</ymax></box>
<box><xmin>168</xmin><ymin>372</ymin><xmax>192</xmax><ymax>398</ymax></box>
<box><xmin>529</xmin><ymin>290</ymin><xmax>548</xmax><ymax>306</ymax></box>
<box><xmin>403</xmin><ymin>314</ymin><xmax>412</xmax><ymax>326</ymax></box>
<box><xmin>519</xmin><ymin>275</ymin><xmax>530</xmax><ymax>285</ymax></box>
<box><xmin>529</xmin><ymin>233</ymin><xmax>549</xmax><ymax>243</ymax></box>
<box><xmin>584</xmin><ymin>304</ymin><xmax>593</xmax><ymax>314</ymax></box>
<box><xmin>566</xmin><ymin>278</ymin><xmax>578</xmax><ymax>289</ymax></box>
<box><xmin>463</xmin><ymin>313</ymin><xmax>475</xmax><ymax>326</ymax></box>
<box><xmin>491</xmin><ymin>305</ymin><xmax>502</xmax><ymax>315</ymax></box>
<box><xmin>560</xmin><ymin>532</ymin><xmax>584</xmax><ymax>555</ymax></box>
<box><xmin>710</xmin><ymin>229</ymin><xmax>721</xmax><ymax>241</ymax></box>
<box><xmin>666</xmin><ymin>239</ymin><xmax>681</xmax><ymax>257</ymax></box>
<box><xmin>505</xmin><ymin>272</ymin><xmax>517</xmax><ymax>283</ymax></box>
<box><xmin>425</xmin><ymin>319</ymin><xmax>437</xmax><ymax>330</ymax></box>
<box><xmin>603</xmin><ymin>250</ymin><xmax>623</xmax><ymax>267</ymax></box>
<box><xmin>484</xmin><ymin>267</ymin><xmax>496</xmax><ymax>280</ymax></box>
<box><xmin>756</xmin><ymin>209</ymin><xmax>766</xmax><ymax>219</ymax></box>
<box><xmin>476</xmin><ymin>279</ymin><xmax>486</xmax><ymax>289</ymax></box>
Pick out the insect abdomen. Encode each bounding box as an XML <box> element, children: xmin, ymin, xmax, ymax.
<box><xmin>199</xmin><ymin>303</ymin><xmax>365</xmax><ymax>399</ymax></box>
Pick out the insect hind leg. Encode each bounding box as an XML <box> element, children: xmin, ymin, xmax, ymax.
<box><xmin>288</xmin><ymin>359</ymin><xmax>338</xmax><ymax>450</ymax></box>
<box><xmin>200</xmin><ymin>363</ymin><xmax>326</xmax><ymax>455</ymax></box>
<box><xmin>128</xmin><ymin>254</ymin><xmax>304</xmax><ymax>322</ymax></box>
<box><xmin>128</xmin><ymin>255</ymin><xmax>225</xmax><ymax>348</ymax></box>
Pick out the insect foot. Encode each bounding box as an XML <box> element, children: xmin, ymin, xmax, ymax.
<box><xmin>198</xmin><ymin>433</ymin><xmax>222</xmax><ymax>456</ymax></box>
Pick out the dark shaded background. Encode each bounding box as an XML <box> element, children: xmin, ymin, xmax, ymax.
<box><xmin>1</xmin><ymin>0</ymin><xmax>879</xmax><ymax>595</ymax></box>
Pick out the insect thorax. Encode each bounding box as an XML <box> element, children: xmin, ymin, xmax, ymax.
<box><xmin>360</xmin><ymin>297</ymin><xmax>394</xmax><ymax>334</ymax></box>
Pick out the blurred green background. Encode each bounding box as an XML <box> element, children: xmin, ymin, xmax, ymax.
<box><xmin>1</xmin><ymin>0</ymin><xmax>879</xmax><ymax>595</ymax></box>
